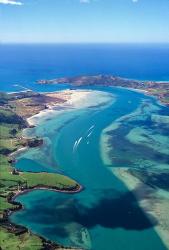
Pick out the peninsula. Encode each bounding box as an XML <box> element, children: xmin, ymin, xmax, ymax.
<box><xmin>37</xmin><ymin>75</ymin><xmax>169</xmax><ymax>106</ymax></box>
<box><xmin>0</xmin><ymin>91</ymin><xmax>84</xmax><ymax>250</ymax></box>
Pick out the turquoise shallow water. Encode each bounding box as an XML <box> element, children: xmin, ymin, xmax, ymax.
<box><xmin>10</xmin><ymin>87</ymin><xmax>169</xmax><ymax>250</ymax></box>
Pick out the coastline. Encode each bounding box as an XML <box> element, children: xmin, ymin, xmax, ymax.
<box><xmin>26</xmin><ymin>89</ymin><xmax>114</xmax><ymax>126</ymax></box>
<box><xmin>1</xmin><ymin>82</ymin><xmax>168</xmax><ymax>250</ymax></box>
<box><xmin>1</xmin><ymin>89</ymin><xmax>97</xmax><ymax>250</ymax></box>
<box><xmin>6</xmin><ymin>89</ymin><xmax>114</xmax><ymax>250</ymax></box>
<box><xmin>12</xmin><ymin>184</ymin><xmax>84</xmax><ymax>202</ymax></box>
<box><xmin>36</xmin><ymin>75</ymin><xmax>169</xmax><ymax>106</ymax></box>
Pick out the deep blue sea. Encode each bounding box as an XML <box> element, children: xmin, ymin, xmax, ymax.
<box><xmin>0</xmin><ymin>43</ymin><xmax>169</xmax><ymax>92</ymax></box>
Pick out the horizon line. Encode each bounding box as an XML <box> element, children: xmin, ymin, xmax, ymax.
<box><xmin>1</xmin><ymin>42</ymin><xmax>169</xmax><ymax>45</ymax></box>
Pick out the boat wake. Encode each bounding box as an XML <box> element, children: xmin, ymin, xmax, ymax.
<box><xmin>73</xmin><ymin>125</ymin><xmax>95</xmax><ymax>153</ymax></box>
<box><xmin>73</xmin><ymin>137</ymin><xmax>83</xmax><ymax>153</ymax></box>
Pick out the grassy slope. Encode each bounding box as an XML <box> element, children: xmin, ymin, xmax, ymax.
<box><xmin>0</xmin><ymin>123</ymin><xmax>21</xmax><ymax>154</ymax></box>
<box><xmin>0</xmin><ymin>155</ymin><xmax>77</xmax><ymax>202</ymax></box>
<box><xmin>0</xmin><ymin>227</ymin><xmax>43</xmax><ymax>250</ymax></box>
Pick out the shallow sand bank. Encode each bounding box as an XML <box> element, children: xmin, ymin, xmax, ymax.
<box><xmin>100</xmin><ymin>96</ymin><xmax>169</xmax><ymax>249</ymax></box>
<box><xmin>27</xmin><ymin>89</ymin><xmax>114</xmax><ymax>126</ymax></box>
<box><xmin>111</xmin><ymin>168</ymin><xmax>169</xmax><ymax>250</ymax></box>
<box><xmin>9</xmin><ymin>89</ymin><xmax>114</xmax><ymax>250</ymax></box>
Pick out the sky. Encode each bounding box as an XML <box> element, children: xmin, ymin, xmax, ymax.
<box><xmin>0</xmin><ymin>0</ymin><xmax>169</xmax><ymax>43</ymax></box>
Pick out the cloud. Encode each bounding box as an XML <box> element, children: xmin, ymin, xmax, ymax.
<box><xmin>0</xmin><ymin>0</ymin><xmax>23</xmax><ymax>5</ymax></box>
<box><xmin>132</xmin><ymin>0</ymin><xmax>138</xmax><ymax>2</ymax></box>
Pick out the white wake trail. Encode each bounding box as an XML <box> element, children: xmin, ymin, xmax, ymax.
<box><xmin>73</xmin><ymin>137</ymin><xmax>83</xmax><ymax>152</ymax></box>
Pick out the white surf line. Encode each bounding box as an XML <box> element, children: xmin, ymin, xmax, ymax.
<box><xmin>13</xmin><ymin>84</ymin><xmax>32</xmax><ymax>92</ymax></box>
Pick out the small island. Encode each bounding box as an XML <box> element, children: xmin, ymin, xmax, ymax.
<box><xmin>0</xmin><ymin>91</ymin><xmax>82</xmax><ymax>250</ymax></box>
<box><xmin>37</xmin><ymin>75</ymin><xmax>169</xmax><ymax>106</ymax></box>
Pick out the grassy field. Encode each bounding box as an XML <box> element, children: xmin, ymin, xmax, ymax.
<box><xmin>0</xmin><ymin>128</ymin><xmax>78</xmax><ymax>218</ymax></box>
<box><xmin>0</xmin><ymin>93</ymin><xmax>79</xmax><ymax>250</ymax></box>
<box><xmin>23</xmin><ymin>172</ymin><xmax>77</xmax><ymax>189</ymax></box>
<box><xmin>0</xmin><ymin>123</ymin><xmax>20</xmax><ymax>138</ymax></box>
<box><xmin>0</xmin><ymin>227</ymin><xmax>43</xmax><ymax>250</ymax></box>
<box><xmin>0</xmin><ymin>154</ymin><xmax>77</xmax><ymax>199</ymax></box>
<box><xmin>0</xmin><ymin>111</ymin><xmax>25</xmax><ymax>156</ymax></box>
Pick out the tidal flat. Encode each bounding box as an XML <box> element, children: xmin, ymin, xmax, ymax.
<box><xmin>101</xmin><ymin>92</ymin><xmax>169</xmax><ymax>249</ymax></box>
<box><xmin>9</xmin><ymin>86</ymin><xmax>169</xmax><ymax>250</ymax></box>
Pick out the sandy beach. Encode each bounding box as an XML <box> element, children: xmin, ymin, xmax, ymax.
<box><xmin>27</xmin><ymin>89</ymin><xmax>114</xmax><ymax>126</ymax></box>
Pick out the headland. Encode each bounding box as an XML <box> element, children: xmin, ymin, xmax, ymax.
<box><xmin>0</xmin><ymin>90</ymin><xmax>90</xmax><ymax>250</ymax></box>
<box><xmin>37</xmin><ymin>75</ymin><xmax>169</xmax><ymax>106</ymax></box>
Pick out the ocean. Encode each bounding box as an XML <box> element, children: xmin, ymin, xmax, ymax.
<box><xmin>0</xmin><ymin>43</ymin><xmax>169</xmax><ymax>92</ymax></box>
